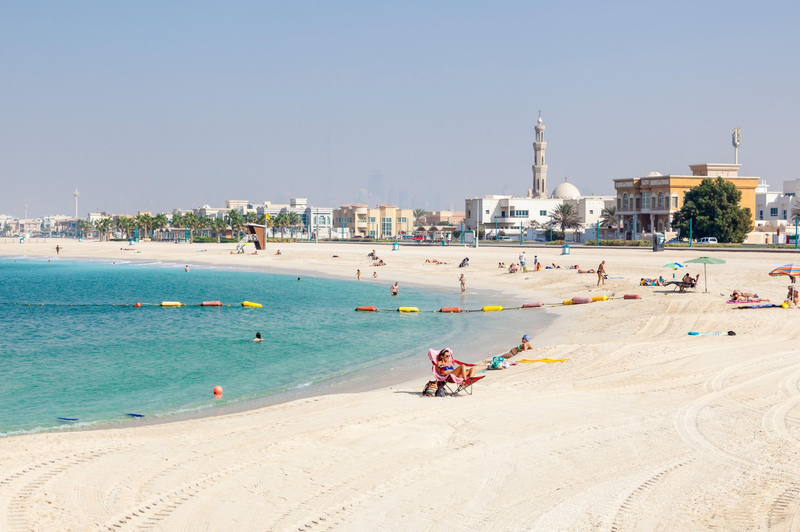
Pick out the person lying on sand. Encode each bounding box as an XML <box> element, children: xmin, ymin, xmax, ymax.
<box><xmin>376</xmin><ymin>260</ymin><xmax>386</xmax><ymax>266</ymax></box>
<box><xmin>498</xmin><ymin>262</ymin><xmax>505</xmax><ymax>268</ymax></box>
<box><xmin>731</xmin><ymin>290</ymin><xmax>760</xmax><ymax>302</ymax></box>
<box><xmin>275</xmin><ymin>250</ymin><xmax>282</xmax><ymax>255</ymax></box>
<box><xmin>425</xmin><ymin>259</ymin><xmax>439</xmax><ymax>263</ymax></box>
<box><xmin>503</xmin><ymin>335</ymin><xmax>532</xmax><ymax>359</ymax></box>
<box><xmin>577</xmin><ymin>269</ymin><xmax>596</xmax><ymax>274</ymax></box>
<box><xmin>435</xmin><ymin>349</ymin><xmax>476</xmax><ymax>381</ymax></box>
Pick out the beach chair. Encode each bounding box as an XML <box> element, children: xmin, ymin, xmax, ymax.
<box><xmin>427</xmin><ymin>348</ymin><xmax>485</xmax><ymax>396</ymax></box>
<box><xmin>673</xmin><ymin>274</ymin><xmax>700</xmax><ymax>293</ymax></box>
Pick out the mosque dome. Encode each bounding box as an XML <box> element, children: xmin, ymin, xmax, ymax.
<box><xmin>644</xmin><ymin>171</ymin><xmax>663</xmax><ymax>177</ymax></box>
<box><xmin>551</xmin><ymin>181</ymin><xmax>581</xmax><ymax>200</ymax></box>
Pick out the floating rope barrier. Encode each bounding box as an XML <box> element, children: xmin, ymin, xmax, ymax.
<box><xmin>353</xmin><ymin>295</ymin><xmax>641</xmax><ymax>313</ymax></box>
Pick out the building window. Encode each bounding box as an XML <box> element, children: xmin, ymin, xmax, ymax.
<box><xmin>617</xmin><ymin>198</ymin><xmax>621</xmax><ymax>209</ymax></box>
<box><xmin>623</xmin><ymin>194</ymin><xmax>628</xmax><ymax>210</ymax></box>
<box><xmin>658</xmin><ymin>191</ymin><xmax>664</xmax><ymax>208</ymax></box>
<box><xmin>539</xmin><ymin>210</ymin><xmax>547</xmax><ymax>216</ymax></box>
<box><xmin>759</xmin><ymin>210</ymin><xmax>764</xmax><ymax>220</ymax></box>
<box><xmin>642</xmin><ymin>193</ymin><xmax>651</xmax><ymax>209</ymax></box>
<box><xmin>468</xmin><ymin>210</ymin><xmax>471</xmax><ymax>218</ymax></box>
<box><xmin>671</xmin><ymin>196</ymin><xmax>678</xmax><ymax>209</ymax></box>
<box><xmin>397</xmin><ymin>217</ymin><xmax>407</xmax><ymax>223</ymax></box>
<box><xmin>784</xmin><ymin>210</ymin><xmax>788</xmax><ymax>219</ymax></box>
<box><xmin>589</xmin><ymin>210</ymin><xmax>593</xmax><ymax>214</ymax></box>
<box><xmin>381</xmin><ymin>217</ymin><xmax>392</xmax><ymax>235</ymax></box>
<box><xmin>485</xmin><ymin>210</ymin><xmax>490</xmax><ymax>215</ymax></box>
<box><xmin>501</xmin><ymin>211</ymin><xmax>506</xmax><ymax>218</ymax></box>
<box><xmin>635</xmin><ymin>197</ymin><xmax>641</xmax><ymax>209</ymax></box>
<box><xmin>771</xmin><ymin>208</ymin><xmax>778</xmax><ymax>217</ymax></box>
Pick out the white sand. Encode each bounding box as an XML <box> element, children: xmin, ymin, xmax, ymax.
<box><xmin>2</xmin><ymin>241</ymin><xmax>799</xmax><ymax>531</ymax></box>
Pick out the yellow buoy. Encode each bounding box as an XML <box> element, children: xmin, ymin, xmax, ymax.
<box><xmin>482</xmin><ymin>305</ymin><xmax>503</xmax><ymax>312</ymax></box>
<box><xmin>398</xmin><ymin>307</ymin><xmax>419</xmax><ymax>313</ymax></box>
<box><xmin>562</xmin><ymin>300</ymin><xmax>574</xmax><ymax>305</ymax></box>
<box><xmin>161</xmin><ymin>301</ymin><xmax>182</xmax><ymax>307</ymax></box>
<box><xmin>242</xmin><ymin>301</ymin><xmax>263</xmax><ymax>308</ymax></box>
<box><xmin>591</xmin><ymin>295</ymin><xmax>608</xmax><ymax>302</ymax></box>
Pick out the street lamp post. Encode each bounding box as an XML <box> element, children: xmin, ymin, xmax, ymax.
<box><xmin>550</xmin><ymin>216</ymin><xmax>553</xmax><ymax>242</ymax></box>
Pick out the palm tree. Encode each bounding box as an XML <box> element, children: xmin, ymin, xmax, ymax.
<box><xmin>134</xmin><ymin>214</ymin><xmax>153</xmax><ymax>240</ymax></box>
<box><xmin>792</xmin><ymin>199</ymin><xmax>800</xmax><ymax>222</ymax></box>
<box><xmin>151</xmin><ymin>214</ymin><xmax>168</xmax><ymax>241</ymax></box>
<box><xmin>413</xmin><ymin>208</ymin><xmax>427</xmax><ymax>227</ymax></box>
<box><xmin>2</xmin><ymin>223</ymin><xmax>11</xmax><ymax>236</ymax></box>
<box><xmin>77</xmin><ymin>219</ymin><xmax>94</xmax><ymax>239</ymax></box>
<box><xmin>183</xmin><ymin>212</ymin><xmax>198</xmax><ymax>242</ymax></box>
<box><xmin>550</xmin><ymin>204</ymin><xmax>581</xmax><ymax>234</ymax></box>
<box><xmin>244</xmin><ymin>211</ymin><xmax>258</xmax><ymax>224</ymax></box>
<box><xmin>94</xmin><ymin>218</ymin><xmax>113</xmax><ymax>241</ymax></box>
<box><xmin>286</xmin><ymin>212</ymin><xmax>302</xmax><ymax>240</ymax></box>
<box><xmin>115</xmin><ymin>217</ymin><xmax>132</xmax><ymax>239</ymax></box>
<box><xmin>272</xmin><ymin>212</ymin><xmax>288</xmax><ymax>238</ymax></box>
<box><xmin>213</xmin><ymin>217</ymin><xmax>228</xmax><ymax>243</ymax></box>
<box><xmin>226</xmin><ymin>210</ymin><xmax>245</xmax><ymax>241</ymax></box>
<box><xmin>599</xmin><ymin>205</ymin><xmax>617</xmax><ymax>228</ymax></box>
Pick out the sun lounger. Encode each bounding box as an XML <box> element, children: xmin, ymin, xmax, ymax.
<box><xmin>427</xmin><ymin>348</ymin><xmax>485</xmax><ymax>396</ymax></box>
<box><xmin>671</xmin><ymin>274</ymin><xmax>700</xmax><ymax>293</ymax></box>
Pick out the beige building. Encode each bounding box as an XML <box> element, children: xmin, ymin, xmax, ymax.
<box><xmin>332</xmin><ymin>203</ymin><xmax>414</xmax><ymax>238</ymax></box>
<box><xmin>613</xmin><ymin>164</ymin><xmax>759</xmax><ymax>238</ymax></box>
<box><xmin>424</xmin><ymin>210</ymin><xmax>465</xmax><ymax>226</ymax></box>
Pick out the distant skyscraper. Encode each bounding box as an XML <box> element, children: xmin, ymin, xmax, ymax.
<box><xmin>367</xmin><ymin>171</ymin><xmax>385</xmax><ymax>203</ymax></box>
<box><xmin>532</xmin><ymin>113</ymin><xmax>548</xmax><ymax>198</ymax></box>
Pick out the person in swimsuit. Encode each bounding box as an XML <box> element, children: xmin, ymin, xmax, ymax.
<box><xmin>597</xmin><ymin>260</ymin><xmax>606</xmax><ymax>286</ymax></box>
<box><xmin>435</xmin><ymin>349</ymin><xmax>476</xmax><ymax>381</ymax></box>
<box><xmin>504</xmin><ymin>335</ymin><xmax>533</xmax><ymax>358</ymax></box>
<box><xmin>391</xmin><ymin>282</ymin><xmax>399</xmax><ymax>295</ymax></box>
<box><xmin>356</xmin><ymin>269</ymin><xmax>361</xmax><ymax>281</ymax></box>
<box><xmin>185</xmin><ymin>265</ymin><xmax>190</xmax><ymax>272</ymax></box>
<box><xmin>373</xmin><ymin>271</ymin><xmax>377</xmax><ymax>279</ymax></box>
<box><xmin>459</xmin><ymin>274</ymin><xmax>466</xmax><ymax>293</ymax></box>
<box><xmin>253</xmin><ymin>332</ymin><xmax>263</xmax><ymax>342</ymax></box>
<box><xmin>55</xmin><ymin>245</ymin><xmax>61</xmax><ymax>255</ymax></box>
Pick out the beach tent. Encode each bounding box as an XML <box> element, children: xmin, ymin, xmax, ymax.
<box><xmin>685</xmin><ymin>257</ymin><xmax>726</xmax><ymax>293</ymax></box>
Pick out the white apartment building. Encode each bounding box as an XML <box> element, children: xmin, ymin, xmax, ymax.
<box><xmin>754</xmin><ymin>179</ymin><xmax>797</xmax><ymax>227</ymax></box>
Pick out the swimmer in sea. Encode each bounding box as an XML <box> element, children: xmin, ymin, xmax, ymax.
<box><xmin>254</xmin><ymin>332</ymin><xmax>263</xmax><ymax>342</ymax></box>
<box><xmin>391</xmin><ymin>282</ymin><xmax>399</xmax><ymax>296</ymax></box>
<box><xmin>503</xmin><ymin>334</ymin><xmax>533</xmax><ymax>358</ymax></box>
<box><xmin>185</xmin><ymin>265</ymin><xmax>190</xmax><ymax>272</ymax></box>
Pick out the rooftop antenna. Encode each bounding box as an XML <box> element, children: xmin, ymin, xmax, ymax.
<box><xmin>24</xmin><ymin>204</ymin><xmax>27</xmax><ymax>220</ymax></box>
<box><xmin>73</xmin><ymin>188</ymin><xmax>80</xmax><ymax>219</ymax></box>
<box><xmin>732</xmin><ymin>128</ymin><xmax>741</xmax><ymax>164</ymax></box>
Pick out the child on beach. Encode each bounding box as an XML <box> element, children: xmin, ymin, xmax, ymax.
<box><xmin>356</xmin><ymin>269</ymin><xmax>361</xmax><ymax>281</ymax></box>
<box><xmin>459</xmin><ymin>274</ymin><xmax>466</xmax><ymax>293</ymax></box>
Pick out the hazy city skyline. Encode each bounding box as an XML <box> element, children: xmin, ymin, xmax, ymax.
<box><xmin>2</xmin><ymin>1</ymin><xmax>799</xmax><ymax>217</ymax></box>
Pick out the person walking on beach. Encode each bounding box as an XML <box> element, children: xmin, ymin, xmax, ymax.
<box><xmin>55</xmin><ymin>245</ymin><xmax>61</xmax><ymax>256</ymax></box>
<box><xmin>391</xmin><ymin>282</ymin><xmax>399</xmax><ymax>296</ymax></box>
<box><xmin>520</xmin><ymin>251</ymin><xmax>527</xmax><ymax>273</ymax></box>
<box><xmin>356</xmin><ymin>269</ymin><xmax>361</xmax><ymax>281</ymax></box>
<box><xmin>459</xmin><ymin>273</ymin><xmax>466</xmax><ymax>293</ymax></box>
<box><xmin>597</xmin><ymin>260</ymin><xmax>606</xmax><ymax>286</ymax></box>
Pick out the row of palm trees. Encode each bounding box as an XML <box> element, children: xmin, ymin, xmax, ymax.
<box><xmin>524</xmin><ymin>204</ymin><xmax>618</xmax><ymax>235</ymax></box>
<box><xmin>84</xmin><ymin>209</ymin><xmax>306</xmax><ymax>243</ymax></box>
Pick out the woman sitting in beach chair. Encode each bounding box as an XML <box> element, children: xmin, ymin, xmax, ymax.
<box><xmin>427</xmin><ymin>348</ymin><xmax>483</xmax><ymax>396</ymax></box>
<box><xmin>674</xmin><ymin>274</ymin><xmax>700</xmax><ymax>292</ymax></box>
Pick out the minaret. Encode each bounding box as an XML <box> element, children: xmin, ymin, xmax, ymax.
<box><xmin>532</xmin><ymin>113</ymin><xmax>548</xmax><ymax>198</ymax></box>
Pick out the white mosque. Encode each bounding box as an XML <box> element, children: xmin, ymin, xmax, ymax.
<box><xmin>464</xmin><ymin>114</ymin><xmax>615</xmax><ymax>239</ymax></box>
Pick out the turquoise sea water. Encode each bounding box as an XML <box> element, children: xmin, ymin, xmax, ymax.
<box><xmin>0</xmin><ymin>258</ymin><xmax>549</xmax><ymax>436</ymax></box>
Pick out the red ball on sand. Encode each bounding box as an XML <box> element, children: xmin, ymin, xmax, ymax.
<box><xmin>213</xmin><ymin>386</ymin><xmax>223</xmax><ymax>395</ymax></box>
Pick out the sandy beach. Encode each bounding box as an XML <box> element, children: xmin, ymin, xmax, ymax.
<box><xmin>2</xmin><ymin>240</ymin><xmax>800</xmax><ymax>531</ymax></box>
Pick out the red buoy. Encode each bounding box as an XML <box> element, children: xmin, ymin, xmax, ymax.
<box><xmin>439</xmin><ymin>307</ymin><xmax>462</xmax><ymax>313</ymax></box>
<box><xmin>213</xmin><ymin>386</ymin><xmax>223</xmax><ymax>395</ymax></box>
<box><xmin>355</xmin><ymin>306</ymin><xmax>378</xmax><ymax>312</ymax></box>
<box><xmin>201</xmin><ymin>301</ymin><xmax>222</xmax><ymax>307</ymax></box>
<box><xmin>572</xmin><ymin>297</ymin><xmax>593</xmax><ymax>305</ymax></box>
<box><xmin>133</xmin><ymin>302</ymin><xmax>142</xmax><ymax>308</ymax></box>
<box><xmin>623</xmin><ymin>294</ymin><xmax>642</xmax><ymax>300</ymax></box>
<box><xmin>522</xmin><ymin>301</ymin><xmax>543</xmax><ymax>308</ymax></box>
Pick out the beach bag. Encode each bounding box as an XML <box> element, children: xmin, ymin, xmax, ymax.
<box><xmin>435</xmin><ymin>382</ymin><xmax>448</xmax><ymax>397</ymax></box>
<box><xmin>423</xmin><ymin>381</ymin><xmax>437</xmax><ymax>397</ymax></box>
<box><xmin>489</xmin><ymin>356</ymin><xmax>509</xmax><ymax>370</ymax></box>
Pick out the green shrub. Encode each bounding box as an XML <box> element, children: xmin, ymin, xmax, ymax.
<box><xmin>584</xmin><ymin>239</ymin><xmax>651</xmax><ymax>246</ymax></box>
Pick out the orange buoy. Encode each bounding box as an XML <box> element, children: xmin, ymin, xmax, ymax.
<box><xmin>355</xmin><ymin>306</ymin><xmax>378</xmax><ymax>312</ymax></box>
<box><xmin>213</xmin><ymin>386</ymin><xmax>223</xmax><ymax>395</ymax></box>
<box><xmin>201</xmin><ymin>301</ymin><xmax>222</xmax><ymax>307</ymax></box>
<box><xmin>522</xmin><ymin>301</ymin><xmax>543</xmax><ymax>308</ymax></box>
<box><xmin>439</xmin><ymin>307</ymin><xmax>462</xmax><ymax>313</ymax></box>
<box><xmin>623</xmin><ymin>294</ymin><xmax>642</xmax><ymax>300</ymax></box>
<box><xmin>133</xmin><ymin>302</ymin><xmax>143</xmax><ymax>308</ymax></box>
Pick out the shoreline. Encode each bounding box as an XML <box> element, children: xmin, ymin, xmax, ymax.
<box><xmin>1</xmin><ymin>248</ymin><xmax>558</xmax><ymax>437</ymax></box>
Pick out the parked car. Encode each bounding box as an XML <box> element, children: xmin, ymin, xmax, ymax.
<box><xmin>497</xmin><ymin>236</ymin><xmax>513</xmax><ymax>241</ymax></box>
<box><xmin>697</xmin><ymin>237</ymin><xmax>718</xmax><ymax>244</ymax></box>
<box><xmin>666</xmin><ymin>238</ymin><xmax>683</xmax><ymax>244</ymax></box>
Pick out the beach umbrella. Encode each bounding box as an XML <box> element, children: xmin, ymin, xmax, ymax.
<box><xmin>769</xmin><ymin>263</ymin><xmax>800</xmax><ymax>284</ymax></box>
<box><xmin>685</xmin><ymin>257</ymin><xmax>727</xmax><ymax>293</ymax></box>
<box><xmin>663</xmin><ymin>262</ymin><xmax>684</xmax><ymax>269</ymax></box>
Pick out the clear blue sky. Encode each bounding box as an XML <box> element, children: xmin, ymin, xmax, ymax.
<box><xmin>1</xmin><ymin>1</ymin><xmax>799</xmax><ymax>217</ymax></box>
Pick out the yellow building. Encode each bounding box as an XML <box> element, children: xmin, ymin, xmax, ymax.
<box><xmin>613</xmin><ymin>163</ymin><xmax>758</xmax><ymax>238</ymax></box>
<box><xmin>332</xmin><ymin>203</ymin><xmax>414</xmax><ymax>238</ymax></box>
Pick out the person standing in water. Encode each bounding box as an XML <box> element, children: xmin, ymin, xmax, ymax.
<box><xmin>597</xmin><ymin>260</ymin><xmax>606</xmax><ymax>286</ymax></box>
<box><xmin>391</xmin><ymin>282</ymin><xmax>399</xmax><ymax>296</ymax></box>
<box><xmin>253</xmin><ymin>332</ymin><xmax>263</xmax><ymax>342</ymax></box>
<box><xmin>459</xmin><ymin>273</ymin><xmax>466</xmax><ymax>293</ymax></box>
<box><xmin>185</xmin><ymin>265</ymin><xmax>190</xmax><ymax>272</ymax></box>
<box><xmin>356</xmin><ymin>269</ymin><xmax>361</xmax><ymax>281</ymax></box>
<box><xmin>55</xmin><ymin>245</ymin><xmax>61</xmax><ymax>256</ymax></box>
